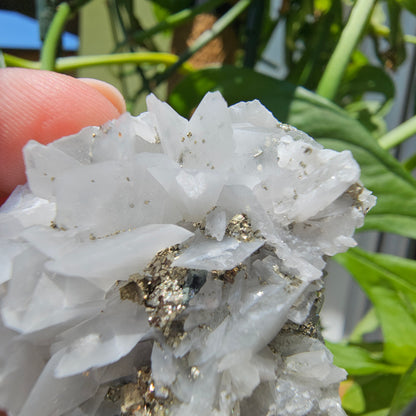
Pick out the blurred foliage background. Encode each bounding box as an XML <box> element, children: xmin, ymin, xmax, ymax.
<box><xmin>79</xmin><ymin>0</ymin><xmax>167</xmax><ymax>112</ymax></box>
<box><xmin>2</xmin><ymin>0</ymin><xmax>416</xmax><ymax>414</ymax></box>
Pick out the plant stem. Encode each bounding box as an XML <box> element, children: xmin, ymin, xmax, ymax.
<box><xmin>55</xmin><ymin>53</ymin><xmax>195</xmax><ymax>73</ymax></box>
<box><xmin>40</xmin><ymin>2</ymin><xmax>72</xmax><ymax>70</ymax></box>
<box><xmin>373</xmin><ymin>24</ymin><xmax>416</xmax><ymax>45</ymax></box>
<box><xmin>316</xmin><ymin>0</ymin><xmax>377</xmax><ymax>101</ymax></box>
<box><xmin>117</xmin><ymin>0</ymin><xmax>225</xmax><ymax>49</ymax></box>
<box><xmin>184</xmin><ymin>0</ymin><xmax>251</xmax><ymax>60</ymax></box>
<box><xmin>243</xmin><ymin>0</ymin><xmax>265</xmax><ymax>68</ymax></box>
<box><xmin>154</xmin><ymin>0</ymin><xmax>252</xmax><ymax>85</ymax></box>
<box><xmin>4</xmin><ymin>52</ymin><xmax>195</xmax><ymax>74</ymax></box>
<box><xmin>402</xmin><ymin>34</ymin><xmax>416</xmax><ymax>44</ymax></box>
<box><xmin>378</xmin><ymin>115</ymin><xmax>416</xmax><ymax>150</ymax></box>
<box><xmin>4</xmin><ymin>53</ymin><xmax>41</xmax><ymax>69</ymax></box>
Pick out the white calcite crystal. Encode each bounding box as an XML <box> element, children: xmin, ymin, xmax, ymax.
<box><xmin>0</xmin><ymin>92</ymin><xmax>375</xmax><ymax>416</ymax></box>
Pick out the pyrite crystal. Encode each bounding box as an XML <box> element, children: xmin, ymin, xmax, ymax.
<box><xmin>0</xmin><ymin>92</ymin><xmax>375</xmax><ymax>416</ymax></box>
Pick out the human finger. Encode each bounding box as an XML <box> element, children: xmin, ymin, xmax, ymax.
<box><xmin>0</xmin><ymin>68</ymin><xmax>125</xmax><ymax>199</ymax></box>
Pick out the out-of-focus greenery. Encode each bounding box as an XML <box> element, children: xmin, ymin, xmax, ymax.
<box><xmin>3</xmin><ymin>0</ymin><xmax>416</xmax><ymax>414</ymax></box>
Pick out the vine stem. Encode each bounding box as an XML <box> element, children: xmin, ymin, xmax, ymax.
<box><xmin>316</xmin><ymin>0</ymin><xmax>377</xmax><ymax>101</ymax></box>
<box><xmin>378</xmin><ymin>115</ymin><xmax>416</xmax><ymax>150</ymax></box>
<box><xmin>372</xmin><ymin>24</ymin><xmax>416</xmax><ymax>45</ymax></box>
<box><xmin>4</xmin><ymin>52</ymin><xmax>195</xmax><ymax>74</ymax></box>
<box><xmin>40</xmin><ymin>2</ymin><xmax>72</xmax><ymax>70</ymax></box>
<box><xmin>154</xmin><ymin>0</ymin><xmax>252</xmax><ymax>84</ymax></box>
<box><xmin>4</xmin><ymin>54</ymin><xmax>40</xmax><ymax>69</ymax></box>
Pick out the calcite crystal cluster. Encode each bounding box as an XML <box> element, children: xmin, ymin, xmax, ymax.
<box><xmin>0</xmin><ymin>92</ymin><xmax>375</xmax><ymax>416</ymax></box>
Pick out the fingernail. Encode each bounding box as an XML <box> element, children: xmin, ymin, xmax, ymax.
<box><xmin>78</xmin><ymin>78</ymin><xmax>126</xmax><ymax>114</ymax></box>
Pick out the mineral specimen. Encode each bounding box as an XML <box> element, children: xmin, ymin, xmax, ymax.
<box><xmin>0</xmin><ymin>92</ymin><xmax>375</xmax><ymax>416</ymax></box>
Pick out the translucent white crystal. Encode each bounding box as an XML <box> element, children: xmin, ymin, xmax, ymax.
<box><xmin>53</xmin><ymin>300</ymin><xmax>149</xmax><ymax>378</ymax></box>
<box><xmin>151</xmin><ymin>342</ymin><xmax>178</xmax><ymax>386</ymax></box>
<box><xmin>0</xmin><ymin>92</ymin><xmax>375</xmax><ymax>416</ymax></box>
<box><xmin>0</xmin><ymin>240</ymin><xmax>26</xmax><ymax>284</ymax></box>
<box><xmin>205</xmin><ymin>208</ymin><xmax>227</xmax><ymax>241</ymax></box>
<box><xmin>18</xmin><ymin>349</ymin><xmax>102</xmax><ymax>416</ymax></box>
<box><xmin>0</xmin><ymin>184</ymin><xmax>56</xmax><ymax>238</ymax></box>
<box><xmin>0</xmin><ymin>328</ymin><xmax>44</xmax><ymax>416</ymax></box>
<box><xmin>46</xmin><ymin>224</ymin><xmax>193</xmax><ymax>290</ymax></box>
<box><xmin>24</xmin><ymin>140</ymin><xmax>83</xmax><ymax>199</ymax></box>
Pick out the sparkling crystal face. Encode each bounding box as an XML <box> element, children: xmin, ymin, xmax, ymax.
<box><xmin>0</xmin><ymin>92</ymin><xmax>375</xmax><ymax>416</ymax></box>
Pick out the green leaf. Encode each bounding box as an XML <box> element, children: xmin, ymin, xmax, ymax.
<box><xmin>349</xmin><ymin>308</ymin><xmax>380</xmax><ymax>344</ymax></box>
<box><xmin>403</xmin><ymin>152</ymin><xmax>416</xmax><ymax>172</ymax></box>
<box><xmin>389</xmin><ymin>359</ymin><xmax>416</xmax><ymax>416</ymax></box>
<box><xmin>394</xmin><ymin>0</ymin><xmax>416</xmax><ymax>15</ymax></box>
<box><xmin>344</xmin><ymin>101</ymin><xmax>387</xmax><ymax>138</ymax></box>
<box><xmin>341</xmin><ymin>380</ymin><xmax>366</xmax><ymax>413</ymax></box>
<box><xmin>326</xmin><ymin>342</ymin><xmax>407</xmax><ymax>375</ymax></box>
<box><xmin>336</xmin><ymin>248</ymin><xmax>416</xmax><ymax>366</ymax></box>
<box><xmin>356</xmin><ymin>374</ymin><xmax>401</xmax><ymax>414</ymax></box>
<box><xmin>150</xmin><ymin>0</ymin><xmax>193</xmax><ymax>14</ymax></box>
<box><xmin>337</xmin><ymin>65</ymin><xmax>395</xmax><ymax>116</ymax></box>
<box><xmin>169</xmin><ymin>66</ymin><xmax>416</xmax><ymax>238</ymax></box>
<box><xmin>361</xmin><ymin>410</ymin><xmax>389</xmax><ymax>416</ymax></box>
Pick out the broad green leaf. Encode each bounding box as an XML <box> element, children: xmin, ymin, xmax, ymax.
<box><xmin>344</xmin><ymin>101</ymin><xmax>387</xmax><ymax>138</ymax></box>
<box><xmin>169</xmin><ymin>66</ymin><xmax>416</xmax><ymax>238</ymax></box>
<box><xmin>337</xmin><ymin>65</ymin><xmax>395</xmax><ymax>115</ymax></box>
<box><xmin>356</xmin><ymin>374</ymin><xmax>401</xmax><ymax>414</ymax></box>
<box><xmin>389</xmin><ymin>359</ymin><xmax>416</xmax><ymax>416</ymax></box>
<box><xmin>394</xmin><ymin>0</ymin><xmax>416</xmax><ymax>15</ymax></box>
<box><xmin>338</xmin><ymin>64</ymin><xmax>395</xmax><ymax>138</ymax></box>
<box><xmin>403</xmin><ymin>152</ymin><xmax>416</xmax><ymax>172</ymax></box>
<box><xmin>349</xmin><ymin>308</ymin><xmax>380</xmax><ymax>344</ymax></box>
<box><xmin>362</xmin><ymin>409</ymin><xmax>390</xmax><ymax>416</ymax></box>
<box><xmin>341</xmin><ymin>380</ymin><xmax>366</xmax><ymax>413</ymax></box>
<box><xmin>336</xmin><ymin>248</ymin><xmax>416</xmax><ymax>366</ymax></box>
<box><xmin>326</xmin><ymin>342</ymin><xmax>407</xmax><ymax>375</ymax></box>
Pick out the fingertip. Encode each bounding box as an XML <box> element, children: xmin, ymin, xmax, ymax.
<box><xmin>78</xmin><ymin>78</ymin><xmax>126</xmax><ymax>115</ymax></box>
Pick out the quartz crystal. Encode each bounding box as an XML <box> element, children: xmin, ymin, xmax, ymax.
<box><xmin>0</xmin><ymin>92</ymin><xmax>375</xmax><ymax>416</ymax></box>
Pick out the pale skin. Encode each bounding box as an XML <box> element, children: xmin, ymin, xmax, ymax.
<box><xmin>0</xmin><ymin>68</ymin><xmax>126</xmax><ymax>204</ymax></box>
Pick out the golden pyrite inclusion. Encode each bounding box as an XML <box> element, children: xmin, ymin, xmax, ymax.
<box><xmin>0</xmin><ymin>92</ymin><xmax>375</xmax><ymax>416</ymax></box>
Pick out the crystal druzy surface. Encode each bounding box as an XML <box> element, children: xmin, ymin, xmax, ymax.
<box><xmin>0</xmin><ymin>92</ymin><xmax>375</xmax><ymax>416</ymax></box>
